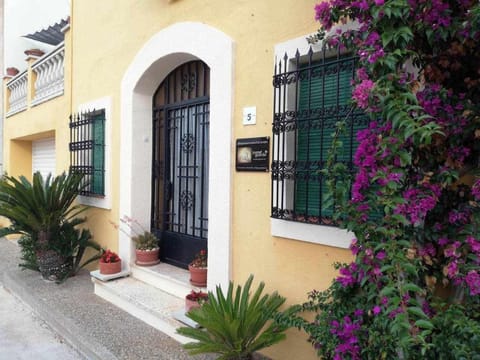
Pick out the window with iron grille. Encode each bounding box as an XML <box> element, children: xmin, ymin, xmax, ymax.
<box><xmin>271</xmin><ymin>46</ymin><xmax>370</xmax><ymax>226</ymax></box>
<box><xmin>69</xmin><ymin>109</ymin><xmax>105</xmax><ymax>196</ymax></box>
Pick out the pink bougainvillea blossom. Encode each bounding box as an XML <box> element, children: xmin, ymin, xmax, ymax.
<box><xmin>465</xmin><ymin>271</ymin><xmax>480</xmax><ymax>295</ymax></box>
<box><xmin>352</xmin><ymin>79</ymin><xmax>374</xmax><ymax>109</ymax></box>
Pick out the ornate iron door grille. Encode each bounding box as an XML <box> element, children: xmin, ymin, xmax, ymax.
<box><xmin>152</xmin><ymin>61</ymin><xmax>210</xmax><ymax>268</ymax></box>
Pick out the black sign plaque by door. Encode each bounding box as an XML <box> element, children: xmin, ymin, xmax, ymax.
<box><xmin>236</xmin><ymin>137</ymin><xmax>270</xmax><ymax>172</ymax></box>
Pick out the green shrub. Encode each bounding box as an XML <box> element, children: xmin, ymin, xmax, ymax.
<box><xmin>429</xmin><ymin>304</ymin><xmax>480</xmax><ymax>359</ymax></box>
<box><xmin>0</xmin><ymin>172</ymin><xmax>100</xmax><ymax>281</ymax></box>
<box><xmin>0</xmin><ymin>172</ymin><xmax>87</xmax><ymax>242</ymax></box>
<box><xmin>177</xmin><ymin>275</ymin><xmax>289</xmax><ymax>360</ymax></box>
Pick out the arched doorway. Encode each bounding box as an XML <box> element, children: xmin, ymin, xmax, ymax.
<box><xmin>152</xmin><ymin>60</ymin><xmax>210</xmax><ymax>268</ymax></box>
<box><xmin>120</xmin><ymin>22</ymin><xmax>234</xmax><ymax>289</ymax></box>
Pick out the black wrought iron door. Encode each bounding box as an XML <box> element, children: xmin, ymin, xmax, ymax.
<box><xmin>152</xmin><ymin>61</ymin><xmax>209</xmax><ymax>268</ymax></box>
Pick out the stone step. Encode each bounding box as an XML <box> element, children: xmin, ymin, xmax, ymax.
<box><xmin>92</xmin><ymin>275</ymin><xmax>194</xmax><ymax>344</ymax></box>
<box><xmin>129</xmin><ymin>262</ymin><xmax>195</xmax><ymax>298</ymax></box>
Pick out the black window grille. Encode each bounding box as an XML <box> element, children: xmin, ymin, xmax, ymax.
<box><xmin>271</xmin><ymin>46</ymin><xmax>370</xmax><ymax>225</ymax></box>
<box><xmin>69</xmin><ymin>109</ymin><xmax>105</xmax><ymax>197</ymax></box>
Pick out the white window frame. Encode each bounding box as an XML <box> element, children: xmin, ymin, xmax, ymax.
<box><xmin>271</xmin><ymin>34</ymin><xmax>353</xmax><ymax>249</ymax></box>
<box><xmin>76</xmin><ymin>96</ymin><xmax>112</xmax><ymax>209</ymax></box>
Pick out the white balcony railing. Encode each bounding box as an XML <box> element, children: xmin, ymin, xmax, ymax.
<box><xmin>6</xmin><ymin>71</ymin><xmax>28</xmax><ymax>116</ymax></box>
<box><xmin>31</xmin><ymin>43</ymin><xmax>65</xmax><ymax>106</ymax></box>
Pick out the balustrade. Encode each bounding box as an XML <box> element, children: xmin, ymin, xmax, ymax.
<box><xmin>31</xmin><ymin>44</ymin><xmax>65</xmax><ymax>106</ymax></box>
<box><xmin>6</xmin><ymin>72</ymin><xmax>28</xmax><ymax>116</ymax></box>
<box><xmin>5</xmin><ymin>44</ymin><xmax>65</xmax><ymax>116</ymax></box>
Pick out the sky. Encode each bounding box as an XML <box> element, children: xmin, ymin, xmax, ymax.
<box><xmin>4</xmin><ymin>0</ymin><xmax>70</xmax><ymax>71</ymax></box>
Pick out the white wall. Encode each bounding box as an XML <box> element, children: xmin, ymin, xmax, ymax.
<box><xmin>4</xmin><ymin>0</ymin><xmax>69</xmax><ymax>72</ymax></box>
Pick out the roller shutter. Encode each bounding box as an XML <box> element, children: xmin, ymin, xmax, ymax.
<box><xmin>32</xmin><ymin>137</ymin><xmax>56</xmax><ymax>179</ymax></box>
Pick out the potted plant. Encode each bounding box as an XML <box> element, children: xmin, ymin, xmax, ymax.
<box><xmin>185</xmin><ymin>290</ymin><xmax>209</xmax><ymax>312</ymax></box>
<box><xmin>0</xmin><ymin>172</ymin><xmax>99</xmax><ymax>282</ymax></box>
<box><xmin>132</xmin><ymin>231</ymin><xmax>160</xmax><ymax>266</ymax></box>
<box><xmin>99</xmin><ymin>249</ymin><xmax>121</xmax><ymax>275</ymax></box>
<box><xmin>6</xmin><ymin>67</ymin><xmax>19</xmax><ymax>76</ymax></box>
<box><xmin>113</xmin><ymin>216</ymin><xmax>160</xmax><ymax>266</ymax></box>
<box><xmin>188</xmin><ymin>249</ymin><xmax>207</xmax><ymax>287</ymax></box>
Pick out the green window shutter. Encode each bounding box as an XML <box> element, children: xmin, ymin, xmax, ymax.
<box><xmin>295</xmin><ymin>57</ymin><xmax>358</xmax><ymax>219</ymax></box>
<box><xmin>91</xmin><ymin>111</ymin><xmax>105</xmax><ymax>195</ymax></box>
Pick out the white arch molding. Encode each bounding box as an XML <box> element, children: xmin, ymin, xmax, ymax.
<box><xmin>120</xmin><ymin>22</ymin><xmax>234</xmax><ymax>290</ymax></box>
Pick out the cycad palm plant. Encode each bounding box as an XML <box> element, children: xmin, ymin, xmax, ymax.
<box><xmin>0</xmin><ymin>172</ymin><xmax>87</xmax><ymax>241</ymax></box>
<box><xmin>177</xmin><ymin>275</ymin><xmax>288</xmax><ymax>360</ymax></box>
<box><xmin>0</xmin><ymin>172</ymin><xmax>98</xmax><ymax>280</ymax></box>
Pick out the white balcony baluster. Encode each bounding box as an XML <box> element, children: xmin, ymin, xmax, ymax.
<box><xmin>31</xmin><ymin>44</ymin><xmax>65</xmax><ymax>106</ymax></box>
<box><xmin>6</xmin><ymin>72</ymin><xmax>28</xmax><ymax>116</ymax></box>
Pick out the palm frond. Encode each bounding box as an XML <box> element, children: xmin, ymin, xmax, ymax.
<box><xmin>177</xmin><ymin>274</ymin><xmax>287</xmax><ymax>358</ymax></box>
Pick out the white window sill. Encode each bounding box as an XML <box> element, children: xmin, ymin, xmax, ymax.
<box><xmin>78</xmin><ymin>195</ymin><xmax>111</xmax><ymax>210</ymax></box>
<box><xmin>271</xmin><ymin>218</ymin><xmax>352</xmax><ymax>249</ymax></box>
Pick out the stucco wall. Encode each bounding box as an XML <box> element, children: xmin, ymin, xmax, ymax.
<box><xmin>4</xmin><ymin>1</ymin><xmax>355</xmax><ymax>358</ymax></box>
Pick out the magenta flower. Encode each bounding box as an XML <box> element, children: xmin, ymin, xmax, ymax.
<box><xmin>337</xmin><ymin>263</ymin><xmax>358</xmax><ymax>287</ymax></box>
<box><xmin>354</xmin><ymin>308</ymin><xmax>364</xmax><ymax>317</ymax></box>
<box><xmin>472</xmin><ymin>179</ymin><xmax>480</xmax><ymax>201</ymax></box>
<box><xmin>445</xmin><ymin>261</ymin><xmax>458</xmax><ymax>278</ymax></box>
<box><xmin>352</xmin><ymin>79</ymin><xmax>374</xmax><ymax>109</ymax></box>
<box><xmin>466</xmin><ymin>236</ymin><xmax>480</xmax><ymax>254</ymax></box>
<box><xmin>330</xmin><ymin>316</ymin><xmax>361</xmax><ymax>359</ymax></box>
<box><xmin>350</xmin><ymin>238</ymin><xmax>360</xmax><ymax>256</ymax></box>
<box><xmin>314</xmin><ymin>2</ymin><xmax>332</xmax><ymax>29</ymax></box>
<box><xmin>465</xmin><ymin>271</ymin><xmax>480</xmax><ymax>295</ymax></box>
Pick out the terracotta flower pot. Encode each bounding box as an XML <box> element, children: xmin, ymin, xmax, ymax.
<box><xmin>6</xmin><ymin>67</ymin><xmax>19</xmax><ymax>76</ymax></box>
<box><xmin>135</xmin><ymin>247</ymin><xmax>160</xmax><ymax>266</ymax></box>
<box><xmin>24</xmin><ymin>49</ymin><xmax>45</xmax><ymax>57</ymax></box>
<box><xmin>99</xmin><ymin>259</ymin><xmax>121</xmax><ymax>275</ymax></box>
<box><xmin>185</xmin><ymin>292</ymin><xmax>208</xmax><ymax>312</ymax></box>
<box><xmin>189</xmin><ymin>265</ymin><xmax>207</xmax><ymax>287</ymax></box>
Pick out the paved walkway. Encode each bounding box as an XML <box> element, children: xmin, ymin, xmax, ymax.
<box><xmin>0</xmin><ymin>238</ymin><xmax>213</xmax><ymax>360</ymax></box>
<box><xmin>0</xmin><ymin>285</ymin><xmax>84</xmax><ymax>360</ymax></box>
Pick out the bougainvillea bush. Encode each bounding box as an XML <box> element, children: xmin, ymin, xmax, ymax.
<box><xmin>279</xmin><ymin>1</ymin><xmax>480</xmax><ymax>359</ymax></box>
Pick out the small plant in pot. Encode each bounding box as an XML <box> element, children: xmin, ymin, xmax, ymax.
<box><xmin>189</xmin><ymin>249</ymin><xmax>207</xmax><ymax>287</ymax></box>
<box><xmin>185</xmin><ymin>290</ymin><xmax>208</xmax><ymax>312</ymax></box>
<box><xmin>112</xmin><ymin>216</ymin><xmax>160</xmax><ymax>266</ymax></box>
<box><xmin>99</xmin><ymin>249</ymin><xmax>121</xmax><ymax>275</ymax></box>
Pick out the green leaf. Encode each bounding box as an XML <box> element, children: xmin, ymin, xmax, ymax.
<box><xmin>408</xmin><ymin>306</ymin><xmax>429</xmax><ymax>319</ymax></box>
<box><xmin>415</xmin><ymin>319</ymin><xmax>434</xmax><ymax>330</ymax></box>
<box><xmin>380</xmin><ymin>286</ymin><xmax>396</xmax><ymax>297</ymax></box>
<box><xmin>403</xmin><ymin>283</ymin><xmax>422</xmax><ymax>293</ymax></box>
<box><xmin>380</xmin><ymin>264</ymin><xmax>394</xmax><ymax>272</ymax></box>
<box><xmin>382</xmin><ymin>31</ymin><xmax>394</xmax><ymax>47</ymax></box>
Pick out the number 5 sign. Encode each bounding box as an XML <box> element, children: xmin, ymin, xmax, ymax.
<box><xmin>242</xmin><ymin>106</ymin><xmax>256</xmax><ymax>125</ymax></box>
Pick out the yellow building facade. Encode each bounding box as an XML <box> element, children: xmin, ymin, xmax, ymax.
<box><xmin>3</xmin><ymin>1</ymin><xmax>355</xmax><ymax>358</ymax></box>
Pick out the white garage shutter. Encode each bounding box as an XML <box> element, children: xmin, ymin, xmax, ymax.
<box><xmin>32</xmin><ymin>138</ymin><xmax>56</xmax><ymax>179</ymax></box>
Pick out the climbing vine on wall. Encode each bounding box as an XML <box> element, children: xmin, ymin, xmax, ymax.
<box><xmin>278</xmin><ymin>1</ymin><xmax>480</xmax><ymax>359</ymax></box>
